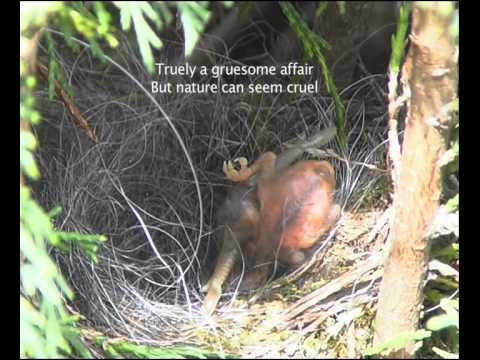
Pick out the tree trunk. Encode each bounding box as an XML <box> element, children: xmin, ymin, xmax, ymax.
<box><xmin>373</xmin><ymin>2</ymin><xmax>458</xmax><ymax>358</ymax></box>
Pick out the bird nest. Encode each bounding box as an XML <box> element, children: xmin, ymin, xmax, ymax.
<box><xmin>32</xmin><ymin>35</ymin><xmax>390</xmax><ymax>357</ymax></box>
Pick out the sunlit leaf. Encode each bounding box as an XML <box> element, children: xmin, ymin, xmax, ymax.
<box><xmin>114</xmin><ymin>2</ymin><xmax>163</xmax><ymax>73</ymax></box>
<box><xmin>426</xmin><ymin>314</ymin><xmax>457</xmax><ymax>331</ymax></box>
<box><xmin>365</xmin><ymin>330</ymin><xmax>431</xmax><ymax>356</ymax></box>
<box><xmin>20</xmin><ymin>148</ymin><xmax>40</xmax><ymax>180</ymax></box>
<box><xmin>445</xmin><ymin>194</ymin><xmax>459</xmax><ymax>213</ymax></box>
<box><xmin>178</xmin><ymin>2</ymin><xmax>211</xmax><ymax>57</ymax></box>
<box><xmin>432</xmin><ymin>346</ymin><xmax>458</xmax><ymax>359</ymax></box>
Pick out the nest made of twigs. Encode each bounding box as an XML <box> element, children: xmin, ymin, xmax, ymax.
<box><xmin>32</xmin><ymin>33</ymin><xmax>390</xmax><ymax>357</ymax></box>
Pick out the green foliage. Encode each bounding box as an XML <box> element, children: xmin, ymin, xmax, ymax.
<box><xmin>178</xmin><ymin>1</ymin><xmax>234</xmax><ymax>57</ymax></box>
<box><xmin>177</xmin><ymin>2</ymin><xmax>211</xmax><ymax>58</ymax></box>
<box><xmin>426</xmin><ymin>299</ymin><xmax>458</xmax><ymax>331</ymax></box>
<box><xmin>315</xmin><ymin>2</ymin><xmax>328</xmax><ymax>18</ymax></box>
<box><xmin>20</xmin><ymin>3</ymin><xmax>110</xmax><ymax>358</ymax></box>
<box><xmin>425</xmin><ymin>288</ymin><xmax>445</xmax><ymax>305</ymax></box>
<box><xmin>280</xmin><ymin>1</ymin><xmax>347</xmax><ymax>151</ymax></box>
<box><xmin>423</xmin><ymin>224</ymin><xmax>459</xmax><ymax>359</ymax></box>
<box><xmin>390</xmin><ymin>2</ymin><xmax>412</xmax><ymax>74</ymax></box>
<box><xmin>432</xmin><ymin>243</ymin><xmax>458</xmax><ymax>264</ymax></box>
<box><xmin>20</xmin><ymin>189</ymin><xmax>72</xmax><ymax>301</ymax></box>
<box><xmin>445</xmin><ymin>194</ymin><xmax>459</xmax><ymax>213</ymax></box>
<box><xmin>314</xmin><ymin>2</ymin><xmax>346</xmax><ymax>18</ymax></box>
<box><xmin>20</xmin><ymin>2</ymin><xmax>63</xmax><ymax>33</ymax></box>
<box><xmin>20</xmin><ymin>74</ymin><xmax>41</xmax><ymax>125</ymax></box>
<box><xmin>25</xmin><ymin>1</ymin><xmax>228</xmax><ymax>76</ymax></box>
<box><xmin>367</xmin><ymin>259</ymin><xmax>459</xmax><ymax>357</ymax></box>
<box><xmin>365</xmin><ymin>330</ymin><xmax>432</xmax><ymax>356</ymax></box>
<box><xmin>69</xmin><ymin>2</ymin><xmax>119</xmax><ymax>48</ymax></box>
<box><xmin>44</xmin><ymin>2</ymin><xmax>120</xmax><ymax>99</ymax></box>
<box><xmin>93</xmin><ymin>334</ymin><xmax>235</xmax><ymax>359</ymax></box>
<box><xmin>20</xmin><ymin>185</ymin><xmax>90</xmax><ymax>357</ymax></box>
<box><xmin>336</xmin><ymin>1</ymin><xmax>346</xmax><ymax>16</ymax></box>
<box><xmin>113</xmin><ymin>1</ymin><xmax>232</xmax><ymax>73</ymax></box>
<box><xmin>93</xmin><ymin>2</ymin><xmax>116</xmax><ymax>39</ymax></box>
<box><xmin>45</xmin><ymin>31</ymin><xmax>75</xmax><ymax>101</ymax></box>
<box><xmin>432</xmin><ymin>347</ymin><xmax>459</xmax><ymax>359</ymax></box>
<box><xmin>424</xmin><ymin>299</ymin><xmax>459</xmax><ymax>358</ymax></box>
<box><xmin>21</xmin><ymin>295</ymin><xmax>92</xmax><ymax>358</ymax></box>
<box><xmin>20</xmin><ymin>129</ymin><xmax>40</xmax><ymax>180</ymax></box>
<box><xmin>20</xmin><ymin>179</ymin><xmax>106</xmax><ymax>358</ymax></box>
<box><xmin>223</xmin><ymin>1</ymin><xmax>235</xmax><ymax>9</ymax></box>
<box><xmin>114</xmin><ymin>1</ymin><xmax>164</xmax><ymax>73</ymax></box>
<box><xmin>48</xmin><ymin>2</ymin><xmax>119</xmax><ymax>61</ymax></box>
<box><xmin>366</xmin><ymin>259</ymin><xmax>459</xmax><ymax>358</ymax></box>
<box><xmin>54</xmin><ymin>231</ymin><xmax>106</xmax><ymax>263</ymax></box>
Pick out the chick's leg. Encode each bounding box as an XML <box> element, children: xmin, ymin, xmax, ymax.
<box><xmin>201</xmin><ymin>246</ymin><xmax>238</xmax><ymax>315</ymax></box>
<box><xmin>223</xmin><ymin>152</ymin><xmax>277</xmax><ymax>183</ymax></box>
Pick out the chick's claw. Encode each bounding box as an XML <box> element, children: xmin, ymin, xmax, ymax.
<box><xmin>223</xmin><ymin>160</ymin><xmax>238</xmax><ymax>179</ymax></box>
<box><xmin>223</xmin><ymin>157</ymin><xmax>250</xmax><ymax>182</ymax></box>
<box><xmin>233</xmin><ymin>157</ymin><xmax>248</xmax><ymax>169</ymax></box>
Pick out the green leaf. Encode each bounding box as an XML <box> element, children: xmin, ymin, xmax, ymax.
<box><xmin>153</xmin><ymin>2</ymin><xmax>173</xmax><ymax>25</ymax></box>
<box><xmin>20</xmin><ymin>298</ymin><xmax>48</xmax><ymax>358</ymax></box>
<box><xmin>26</xmin><ymin>75</ymin><xmax>37</xmax><ymax>89</ymax></box>
<box><xmin>117</xmin><ymin>3</ymin><xmax>131</xmax><ymax>29</ymax></box>
<box><xmin>46</xmin><ymin>31</ymin><xmax>58</xmax><ymax>100</ymax></box>
<box><xmin>21</xmin><ymin>296</ymin><xmax>46</xmax><ymax>328</ymax></box>
<box><xmin>425</xmin><ymin>288</ymin><xmax>444</xmax><ymax>304</ymax></box>
<box><xmin>432</xmin><ymin>276</ymin><xmax>458</xmax><ymax>290</ymax></box>
<box><xmin>425</xmin><ymin>314</ymin><xmax>457</xmax><ymax>332</ymax></box>
<box><xmin>93</xmin><ymin>1</ymin><xmax>112</xmax><ymax>35</ymax></box>
<box><xmin>389</xmin><ymin>2</ymin><xmax>412</xmax><ymax>74</ymax></box>
<box><xmin>55</xmin><ymin>231</ymin><xmax>106</xmax><ymax>262</ymax></box>
<box><xmin>47</xmin><ymin>206</ymin><xmax>63</xmax><ymax>219</ymax></box>
<box><xmin>445</xmin><ymin>194</ymin><xmax>459</xmax><ymax>213</ymax></box>
<box><xmin>21</xmin><ymin>4</ymin><xmax>106</xmax><ymax>356</ymax></box>
<box><xmin>45</xmin><ymin>305</ymin><xmax>72</xmax><ymax>356</ymax></box>
<box><xmin>20</xmin><ymin>129</ymin><xmax>37</xmax><ymax>150</ymax></box>
<box><xmin>440</xmin><ymin>299</ymin><xmax>459</xmax><ymax>325</ymax></box>
<box><xmin>279</xmin><ymin>1</ymin><xmax>346</xmax><ymax>151</ymax></box>
<box><xmin>337</xmin><ymin>1</ymin><xmax>346</xmax><ymax>15</ymax></box>
<box><xmin>425</xmin><ymin>299</ymin><xmax>458</xmax><ymax>332</ymax></box>
<box><xmin>63</xmin><ymin>328</ymin><xmax>92</xmax><ymax>358</ymax></box>
<box><xmin>89</xmin><ymin>37</ymin><xmax>107</xmax><ymax>62</ymax></box>
<box><xmin>113</xmin><ymin>2</ymin><xmax>164</xmax><ymax>73</ymax></box>
<box><xmin>315</xmin><ymin>2</ymin><xmax>329</xmax><ymax>17</ymax></box>
<box><xmin>20</xmin><ymin>264</ymin><xmax>40</xmax><ymax>297</ymax></box>
<box><xmin>432</xmin><ymin>243</ymin><xmax>458</xmax><ymax>262</ymax></box>
<box><xmin>20</xmin><ymin>148</ymin><xmax>40</xmax><ymax>180</ymax></box>
<box><xmin>20</xmin><ymin>1</ymin><xmax>63</xmax><ymax>33</ymax></box>
<box><xmin>178</xmin><ymin>2</ymin><xmax>211</xmax><ymax>57</ymax></box>
<box><xmin>365</xmin><ymin>330</ymin><xmax>432</xmax><ymax>356</ymax></box>
<box><xmin>444</xmin><ymin>298</ymin><xmax>459</xmax><ymax>311</ymax></box>
<box><xmin>31</xmin><ymin>110</ymin><xmax>41</xmax><ymax>124</ymax></box>
<box><xmin>432</xmin><ymin>347</ymin><xmax>459</xmax><ymax>359</ymax></box>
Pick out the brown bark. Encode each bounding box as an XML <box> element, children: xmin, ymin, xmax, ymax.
<box><xmin>373</xmin><ymin>2</ymin><xmax>458</xmax><ymax>358</ymax></box>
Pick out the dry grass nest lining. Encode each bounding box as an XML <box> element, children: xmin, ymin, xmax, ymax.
<box><xmin>32</xmin><ymin>37</ymin><xmax>390</xmax><ymax>355</ymax></box>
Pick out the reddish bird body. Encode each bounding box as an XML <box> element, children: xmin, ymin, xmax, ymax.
<box><xmin>201</xmin><ymin>127</ymin><xmax>340</xmax><ymax>315</ymax></box>
<box><xmin>238</xmin><ymin>153</ymin><xmax>340</xmax><ymax>289</ymax></box>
